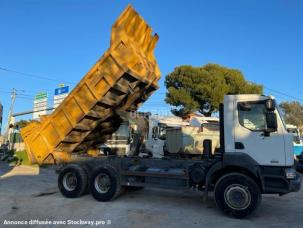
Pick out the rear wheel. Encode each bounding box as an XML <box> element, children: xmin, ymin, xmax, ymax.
<box><xmin>214</xmin><ymin>173</ymin><xmax>261</xmax><ymax>218</ymax></box>
<box><xmin>90</xmin><ymin>167</ymin><xmax>123</xmax><ymax>201</ymax></box>
<box><xmin>58</xmin><ymin>164</ymin><xmax>88</xmax><ymax>198</ymax></box>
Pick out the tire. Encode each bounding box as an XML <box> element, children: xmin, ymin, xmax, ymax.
<box><xmin>89</xmin><ymin>167</ymin><xmax>122</xmax><ymax>201</ymax></box>
<box><xmin>214</xmin><ymin>173</ymin><xmax>261</xmax><ymax>218</ymax></box>
<box><xmin>58</xmin><ymin>164</ymin><xmax>88</xmax><ymax>198</ymax></box>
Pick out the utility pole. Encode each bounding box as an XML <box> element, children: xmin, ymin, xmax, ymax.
<box><xmin>4</xmin><ymin>88</ymin><xmax>16</xmax><ymax>145</ymax></box>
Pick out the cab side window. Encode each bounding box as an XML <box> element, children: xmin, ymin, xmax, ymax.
<box><xmin>238</xmin><ymin>102</ymin><xmax>267</xmax><ymax>131</ymax></box>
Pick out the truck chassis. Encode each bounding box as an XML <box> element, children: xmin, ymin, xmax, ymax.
<box><xmin>57</xmin><ymin>152</ymin><xmax>300</xmax><ymax>219</ymax></box>
<box><xmin>56</xmin><ymin>104</ymin><xmax>301</xmax><ymax>219</ymax></box>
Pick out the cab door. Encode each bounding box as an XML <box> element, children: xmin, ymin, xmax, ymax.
<box><xmin>234</xmin><ymin>100</ymin><xmax>286</xmax><ymax>166</ymax></box>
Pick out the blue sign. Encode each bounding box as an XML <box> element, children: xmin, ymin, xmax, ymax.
<box><xmin>55</xmin><ymin>86</ymin><xmax>69</xmax><ymax>95</ymax></box>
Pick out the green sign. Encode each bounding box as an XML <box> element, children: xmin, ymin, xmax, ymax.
<box><xmin>35</xmin><ymin>92</ymin><xmax>47</xmax><ymax>100</ymax></box>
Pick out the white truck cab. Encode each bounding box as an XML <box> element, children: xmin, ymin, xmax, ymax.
<box><xmin>214</xmin><ymin>95</ymin><xmax>299</xmax><ymax>199</ymax></box>
<box><xmin>224</xmin><ymin>95</ymin><xmax>293</xmax><ymax>166</ymax></box>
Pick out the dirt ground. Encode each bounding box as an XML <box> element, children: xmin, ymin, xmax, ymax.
<box><xmin>0</xmin><ymin>162</ymin><xmax>302</xmax><ymax>228</ymax></box>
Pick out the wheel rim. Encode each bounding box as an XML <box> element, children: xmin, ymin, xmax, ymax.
<box><xmin>62</xmin><ymin>172</ymin><xmax>77</xmax><ymax>191</ymax></box>
<box><xmin>94</xmin><ymin>173</ymin><xmax>111</xmax><ymax>194</ymax></box>
<box><xmin>224</xmin><ymin>184</ymin><xmax>251</xmax><ymax>210</ymax></box>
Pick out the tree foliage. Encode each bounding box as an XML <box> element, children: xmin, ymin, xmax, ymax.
<box><xmin>13</xmin><ymin>120</ymin><xmax>30</xmax><ymax>129</ymax></box>
<box><xmin>165</xmin><ymin>64</ymin><xmax>263</xmax><ymax>117</ymax></box>
<box><xmin>279</xmin><ymin>101</ymin><xmax>303</xmax><ymax>127</ymax></box>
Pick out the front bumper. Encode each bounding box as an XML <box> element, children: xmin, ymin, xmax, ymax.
<box><xmin>295</xmin><ymin>156</ymin><xmax>303</xmax><ymax>172</ymax></box>
<box><xmin>261</xmin><ymin>167</ymin><xmax>301</xmax><ymax>194</ymax></box>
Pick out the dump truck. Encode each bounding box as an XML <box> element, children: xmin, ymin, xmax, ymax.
<box><xmin>21</xmin><ymin>5</ymin><xmax>160</xmax><ymax>165</ymax></box>
<box><xmin>21</xmin><ymin>5</ymin><xmax>300</xmax><ymax>218</ymax></box>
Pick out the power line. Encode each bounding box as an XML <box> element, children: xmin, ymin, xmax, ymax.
<box><xmin>156</xmin><ymin>89</ymin><xmax>303</xmax><ymax>100</ymax></box>
<box><xmin>0</xmin><ymin>66</ymin><xmax>76</xmax><ymax>84</ymax></box>
<box><xmin>264</xmin><ymin>87</ymin><xmax>303</xmax><ymax>103</ymax></box>
<box><xmin>1</xmin><ymin>65</ymin><xmax>303</xmax><ymax>104</ymax></box>
<box><xmin>0</xmin><ymin>87</ymin><xmax>58</xmax><ymax>96</ymax></box>
<box><xmin>16</xmin><ymin>96</ymin><xmax>35</xmax><ymax>101</ymax></box>
<box><xmin>0</xmin><ymin>90</ymin><xmax>12</xmax><ymax>94</ymax></box>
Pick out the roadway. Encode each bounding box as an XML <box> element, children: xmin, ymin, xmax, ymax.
<box><xmin>0</xmin><ymin>164</ymin><xmax>302</xmax><ymax>228</ymax></box>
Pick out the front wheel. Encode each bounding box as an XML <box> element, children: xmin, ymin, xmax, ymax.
<box><xmin>214</xmin><ymin>173</ymin><xmax>261</xmax><ymax>218</ymax></box>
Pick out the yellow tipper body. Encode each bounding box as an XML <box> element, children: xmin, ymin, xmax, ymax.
<box><xmin>21</xmin><ymin>5</ymin><xmax>160</xmax><ymax>165</ymax></box>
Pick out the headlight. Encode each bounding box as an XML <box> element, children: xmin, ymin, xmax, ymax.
<box><xmin>285</xmin><ymin>168</ymin><xmax>297</xmax><ymax>179</ymax></box>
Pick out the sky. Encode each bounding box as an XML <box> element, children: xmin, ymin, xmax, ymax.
<box><xmin>0</xmin><ymin>0</ymin><xmax>303</xmax><ymax>134</ymax></box>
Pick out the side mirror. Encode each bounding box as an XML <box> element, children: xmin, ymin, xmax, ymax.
<box><xmin>265</xmin><ymin>112</ymin><xmax>278</xmax><ymax>135</ymax></box>
<box><xmin>265</xmin><ymin>99</ymin><xmax>276</xmax><ymax>111</ymax></box>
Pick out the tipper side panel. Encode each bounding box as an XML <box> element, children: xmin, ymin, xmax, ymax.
<box><xmin>21</xmin><ymin>5</ymin><xmax>161</xmax><ymax>165</ymax></box>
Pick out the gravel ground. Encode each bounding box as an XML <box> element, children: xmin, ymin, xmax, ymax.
<box><xmin>0</xmin><ymin>162</ymin><xmax>302</xmax><ymax>228</ymax></box>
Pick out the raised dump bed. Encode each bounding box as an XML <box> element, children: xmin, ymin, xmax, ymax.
<box><xmin>21</xmin><ymin>5</ymin><xmax>161</xmax><ymax>165</ymax></box>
